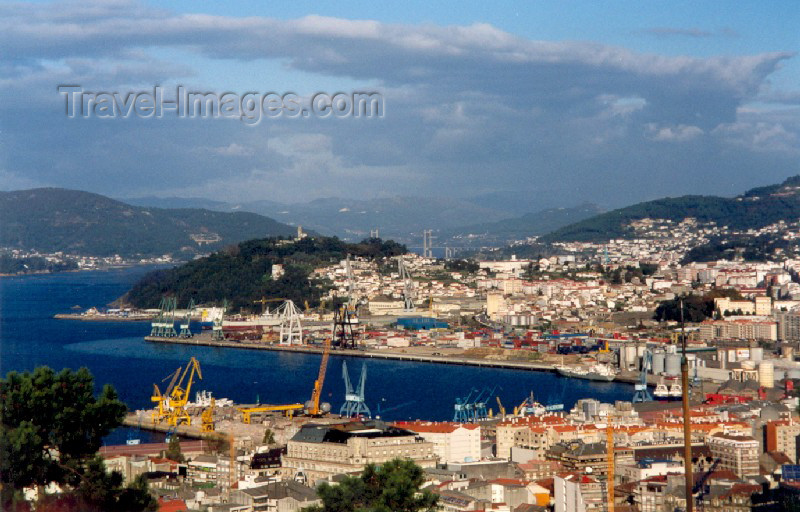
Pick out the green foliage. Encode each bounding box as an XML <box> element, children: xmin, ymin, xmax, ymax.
<box><xmin>0</xmin><ymin>255</ymin><xmax>78</xmax><ymax>275</ymax></box>
<box><xmin>542</xmin><ymin>175</ymin><xmax>800</xmax><ymax>242</ymax></box>
<box><xmin>683</xmin><ymin>234</ymin><xmax>797</xmax><ymax>263</ymax></box>
<box><xmin>0</xmin><ymin>366</ymin><xmax>155</xmax><ymax>511</ymax></box>
<box><xmin>0</xmin><ymin>188</ymin><xmax>297</xmax><ymax>257</ymax></box>
<box><xmin>305</xmin><ymin>458</ymin><xmax>438</xmax><ymax>512</ymax></box>
<box><xmin>263</xmin><ymin>428</ymin><xmax>276</xmax><ymax>445</ymax></box>
<box><xmin>443</xmin><ymin>259</ymin><xmax>479</xmax><ymax>273</ymax></box>
<box><xmin>653</xmin><ymin>289</ymin><xmax>742</xmax><ymax>322</ymax></box>
<box><xmin>123</xmin><ymin>236</ymin><xmax>406</xmax><ymax>310</ymax></box>
<box><xmin>165</xmin><ymin>436</ymin><xmax>184</xmax><ymax>463</ymax></box>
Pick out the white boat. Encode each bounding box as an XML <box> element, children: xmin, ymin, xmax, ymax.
<box><xmin>556</xmin><ymin>363</ymin><xmax>616</xmax><ymax>382</ymax></box>
<box><xmin>668</xmin><ymin>383</ymin><xmax>683</xmax><ymax>400</ymax></box>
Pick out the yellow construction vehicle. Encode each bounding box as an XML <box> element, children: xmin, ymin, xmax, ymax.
<box><xmin>201</xmin><ymin>397</ymin><xmax>215</xmax><ymax>432</ymax></box>
<box><xmin>165</xmin><ymin>357</ymin><xmax>202</xmax><ymax>427</ymax></box>
<box><xmin>307</xmin><ymin>338</ymin><xmax>331</xmax><ymax>415</ymax></box>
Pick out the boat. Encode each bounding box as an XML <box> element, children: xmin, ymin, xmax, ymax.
<box><xmin>555</xmin><ymin>363</ymin><xmax>617</xmax><ymax>382</ymax></box>
<box><xmin>653</xmin><ymin>382</ymin><xmax>670</xmax><ymax>401</ymax></box>
<box><xmin>654</xmin><ymin>379</ymin><xmax>682</xmax><ymax>401</ymax></box>
<box><xmin>222</xmin><ymin>312</ymin><xmax>282</xmax><ymax>332</ymax></box>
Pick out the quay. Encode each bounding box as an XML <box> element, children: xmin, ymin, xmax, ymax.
<box><xmin>144</xmin><ymin>335</ymin><xmax>657</xmax><ymax>386</ymax></box>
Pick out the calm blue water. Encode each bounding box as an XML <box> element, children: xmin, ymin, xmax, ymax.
<box><xmin>0</xmin><ymin>268</ymin><xmax>633</xmax><ymax>444</ymax></box>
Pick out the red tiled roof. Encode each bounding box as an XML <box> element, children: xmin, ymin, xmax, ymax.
<box><xmin>158</xmin><ymin>498</ymin><xmax>188</xmax><ymax>512</ymax></box>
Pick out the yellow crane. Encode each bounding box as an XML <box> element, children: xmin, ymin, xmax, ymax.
<box><xmin>151</xmin><ymin>366</ymin><xmax>182</xmax><ymax>424</ymax></box>
<box><xmin>201</xmin><ymin>397</ymin><xmax>216</xmax><ymax>432</ymax></box>
<box><xmin>253</xmin><ymin>297</ymin><xmax>286</xmax><ymax>313</ymax></box>
<box><xmin>166</xmin><ymin>357</ymin><xmax>202</xmax><ymax>427</ymax></box>
<box><xmin>496</xmin><ymin>396</ymin><xmax>506</xmax><ymax>419</ymax></box>
<box><xmin>238</xmin><ymin>404</ymin><xmax>305</xmax><ymax>424</ymax></box>
<box><xmin>307</xmin><ymin>338</ymin><xmax>331</xmax><ymax>415</ymax></box>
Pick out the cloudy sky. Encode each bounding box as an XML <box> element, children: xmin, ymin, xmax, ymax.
<box><xmin>1</xmin><ymin>0</ymin><xmax>798</xmax><ymax>209</ymax></box>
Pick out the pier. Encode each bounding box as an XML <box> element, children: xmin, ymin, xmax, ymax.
<box><xmin>143</xmin><ymin>334</ymin><xmax>655</xmax><ymax>385</ymax></box>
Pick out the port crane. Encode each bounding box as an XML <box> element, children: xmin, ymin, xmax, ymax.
<box><xmin>179</xmin><ymin>298</ymin><xmax>195</xmax><ymax>338</ymax></box>
<box><xmin>306</xmin><ymin>338</ymin><xmax>332</xmax><ymax>416</ymax></box>
<box><xmin>496</xmin><ymin>396</ymin><xmax>506</xmax><ymax>419</ymax></box>
<box><xmin>201</xmin><ymin>397</ymin><xmax>215</xmax><ymax>432</ymax></box>
<box><xmin>238</xmin><ymin>404</ymin><xmax>305</xmax><ymax>424</ymax></box>
<box><xmin>151</xmin><ymin>365</ymin><xmax>182</xmax><ymax>424</ymax></box>
<box><xmin>632</xmin><ymin>350</ymin><xmax>653</xmax><ymax>403</ymax></box>
<box><xmin>166</xmin><ymin>357</ymin><xmax>203</xmax><ymax>426</ymax></box>
<box><xmin>397</xmin><ymin>257</ymin><xmax>416</xmax><ymax>311</ymax></box>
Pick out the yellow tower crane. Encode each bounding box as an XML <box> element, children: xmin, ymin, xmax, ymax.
<box><xmin>253</xmin><ymin>297</ymin><xmax>287</xmax><ymax>313</ymax></box>
<box><xmin>166</xmin><ymin>357</ymin><xmax>202</xmax><ymax>427</ymax></box>
<box><xmin>308</xmin><ymin>338</ymin><xmax>331</xmax><ymax>416</ymax></box>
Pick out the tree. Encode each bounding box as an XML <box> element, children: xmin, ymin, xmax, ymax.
<box><xmin>304</xmin><ymin>458</ymin><xmax>438</xmax><ymax>512</ymax></box>
<box><xmin>165</xmin><ymin>436</ymin><xmax>185</xmax><ymax>463</ymax></box>
<box><xmin>0</xmin><ymin>366</ymin><xmax>156</xmax><ymax>511</ymax></box>
<box><xmin>263</xmin><ymin>428</ymin><xmax>276</xmax><ymax>445</ymax></box>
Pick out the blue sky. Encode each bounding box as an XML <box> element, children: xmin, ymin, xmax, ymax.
<box><xmin>1</xmin><ymin>1</ymin><xmax>798</xmax><ymax>209</ymax></box>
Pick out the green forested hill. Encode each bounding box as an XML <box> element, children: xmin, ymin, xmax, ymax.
<box><xmin>121</xmin><ymin>236</ymin><xmax>406</xmax><ymax>311</ymax></box>
<box><xmin>0</xmin><ymin>188</ymin><xmax>299</xmax><ymax>257</ymax></box>
<box><xmin>542</xmin><ymin>176</ymin><xmax>800</xmax><ymax>242</ymax></box>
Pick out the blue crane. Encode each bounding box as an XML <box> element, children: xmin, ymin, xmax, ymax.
<box><xmin>632</xmin><ymin>349</ymin><xmax>653</xmax><ymax>402</ymax></box>
<box><xmin>340</xmin><ymin>361</ymin><xmax>371</xmax><ymax>418</ymax></box>
<box><xmin>453</xmin><ymin>388</ymin><xmax>478</xmax><ymax>422</ymax></box>
<box><xmin>472</xmin><ymin>386</ymin><xmax>498</xmax><ymax>421</ymax></box>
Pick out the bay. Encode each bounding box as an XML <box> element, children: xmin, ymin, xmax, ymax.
<box><xmin>0</xmin><ymin>267</ymin><xmax>634</xmax><ymax>444</ymax></box>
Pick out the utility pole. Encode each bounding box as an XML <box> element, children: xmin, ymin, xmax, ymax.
<box><xmin>680</xmin><ymin>298</ymin><xmax>694</xmax><ymax>512</ymax></box>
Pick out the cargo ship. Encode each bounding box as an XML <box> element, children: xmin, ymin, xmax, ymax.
<box><xmin>555</xmin><ymin>363</ymin><xmax>617</xmax><ymax>382</ymax></box>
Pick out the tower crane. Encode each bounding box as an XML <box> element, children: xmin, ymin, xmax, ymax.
<box><xmin>306</xmin><ymin>338</ymin><xmax>331</xmax><ymax>416</ymax></box>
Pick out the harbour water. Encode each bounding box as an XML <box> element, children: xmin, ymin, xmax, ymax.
<box><xmin>1</xmin><ymin>267</ymin><xmax>634</xmax><ymax>443</ymax></box>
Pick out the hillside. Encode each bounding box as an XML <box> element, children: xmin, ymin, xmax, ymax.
<box><xmin>0</xmin><ymin>188</ymin><xmax>298</xmax><ymax>257</ymax></box>
<box><xmin>440</xmin><ymin>203</ymin><xmax>602</xmax><ymax>245</ymax></box>
<box><xmin>542</xmin><ymin>176</ymin><xmax>800</xmax><ymax>242</ymax></box>
<box><xmin>122</xmin><ymin>236</ymin><xmax>406</xmax><ymax>311</ymax></box>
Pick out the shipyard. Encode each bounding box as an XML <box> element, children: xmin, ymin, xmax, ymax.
<box><xmin>3</xmin><ymin>3</ymin><xmax>798</xmax><ymax>512</ymax></box>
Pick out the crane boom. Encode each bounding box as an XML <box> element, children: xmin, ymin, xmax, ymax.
<box><xmin>309</xmin><ymin>338</ymin><xmax>331</xmax><ymax>415</ymax></box>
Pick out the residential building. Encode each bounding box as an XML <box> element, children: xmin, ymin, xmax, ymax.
<box><xmin>554</xmin><ymin>472</ymin><xmax>603</xmax><ymax>512</ymax></box>
<box><xmin>282</xmin><ymin>420</ymin><xmax>436</xmax><ymax>484</ymax></box>
<box><xmin>707</xmin><ymin>434</ymin><xmax>759</xmax><ymax>478</ymax></box>
<box><xmin>230</xmin><ymin>481</ymin><xmax>320</xmax><ymax>512</ymax></box>
<box><xmin>392</xmin><ymin>421</ymin><xmax>481</xmax><ymax>463</ymax></box>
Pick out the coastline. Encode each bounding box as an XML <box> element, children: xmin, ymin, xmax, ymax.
<box><xmin>144</xmin><ymin>335</ymin><xmax>647</xmax><ymax>386</ymax></box>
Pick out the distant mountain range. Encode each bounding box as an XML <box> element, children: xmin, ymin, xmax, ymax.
<box><xmin>0</xmin><ymin>188</ymin><xmax>298</xmax><ymax>258</ymax></box>
<box><xmin>437</xmin><ymin>203</ymin><xmax>603</xmax><ymax>246</ymax></box>
<box><xmin>542</xmin><ymin>175</ymin><xmax>800</xmax><ymax>242</ymax></box>
<box><xmin>124</xmin><ymin>195</ymin><xmax>599</xmax><ymax>245</ymax></box>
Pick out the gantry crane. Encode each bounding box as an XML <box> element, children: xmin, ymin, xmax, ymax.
<box><xmin>238</xmin><ymin>404</ymin><xmax>305</xmax><ymax>423</ymax></box>
<box><xmin>307</xmin><ymin>338</ymin><xmax>331</xmax><ymax>415</ymax></box>
<box><xmin>166</xmin><ymin>357</ymin><xmax>203</xmax><ymax>426</ymax></box>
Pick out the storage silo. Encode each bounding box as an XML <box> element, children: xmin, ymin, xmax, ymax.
<box><xmin>759</xmin><ymin>361</ymin><xmax>774</xmax><ymax>388</ymax></box>
<box><xmin>652</xmin><ymin>350</ymin><xmax>666</xmax><ymax>375</ymax></box>
<box><xmin>665</xmin><ymin>353</ymin><xmax>681</xmax><ymax>376</ymax></box>
<box><xmin>625</xmin><ymin>346</ymin><xmax>637</xmax><ymax>369</ymax></box>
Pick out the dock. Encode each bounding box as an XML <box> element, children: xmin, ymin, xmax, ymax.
<box><xmin>143</xmin><ymin>334</ymin><xmax>653</xmax><ymax>385</ymax></box>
